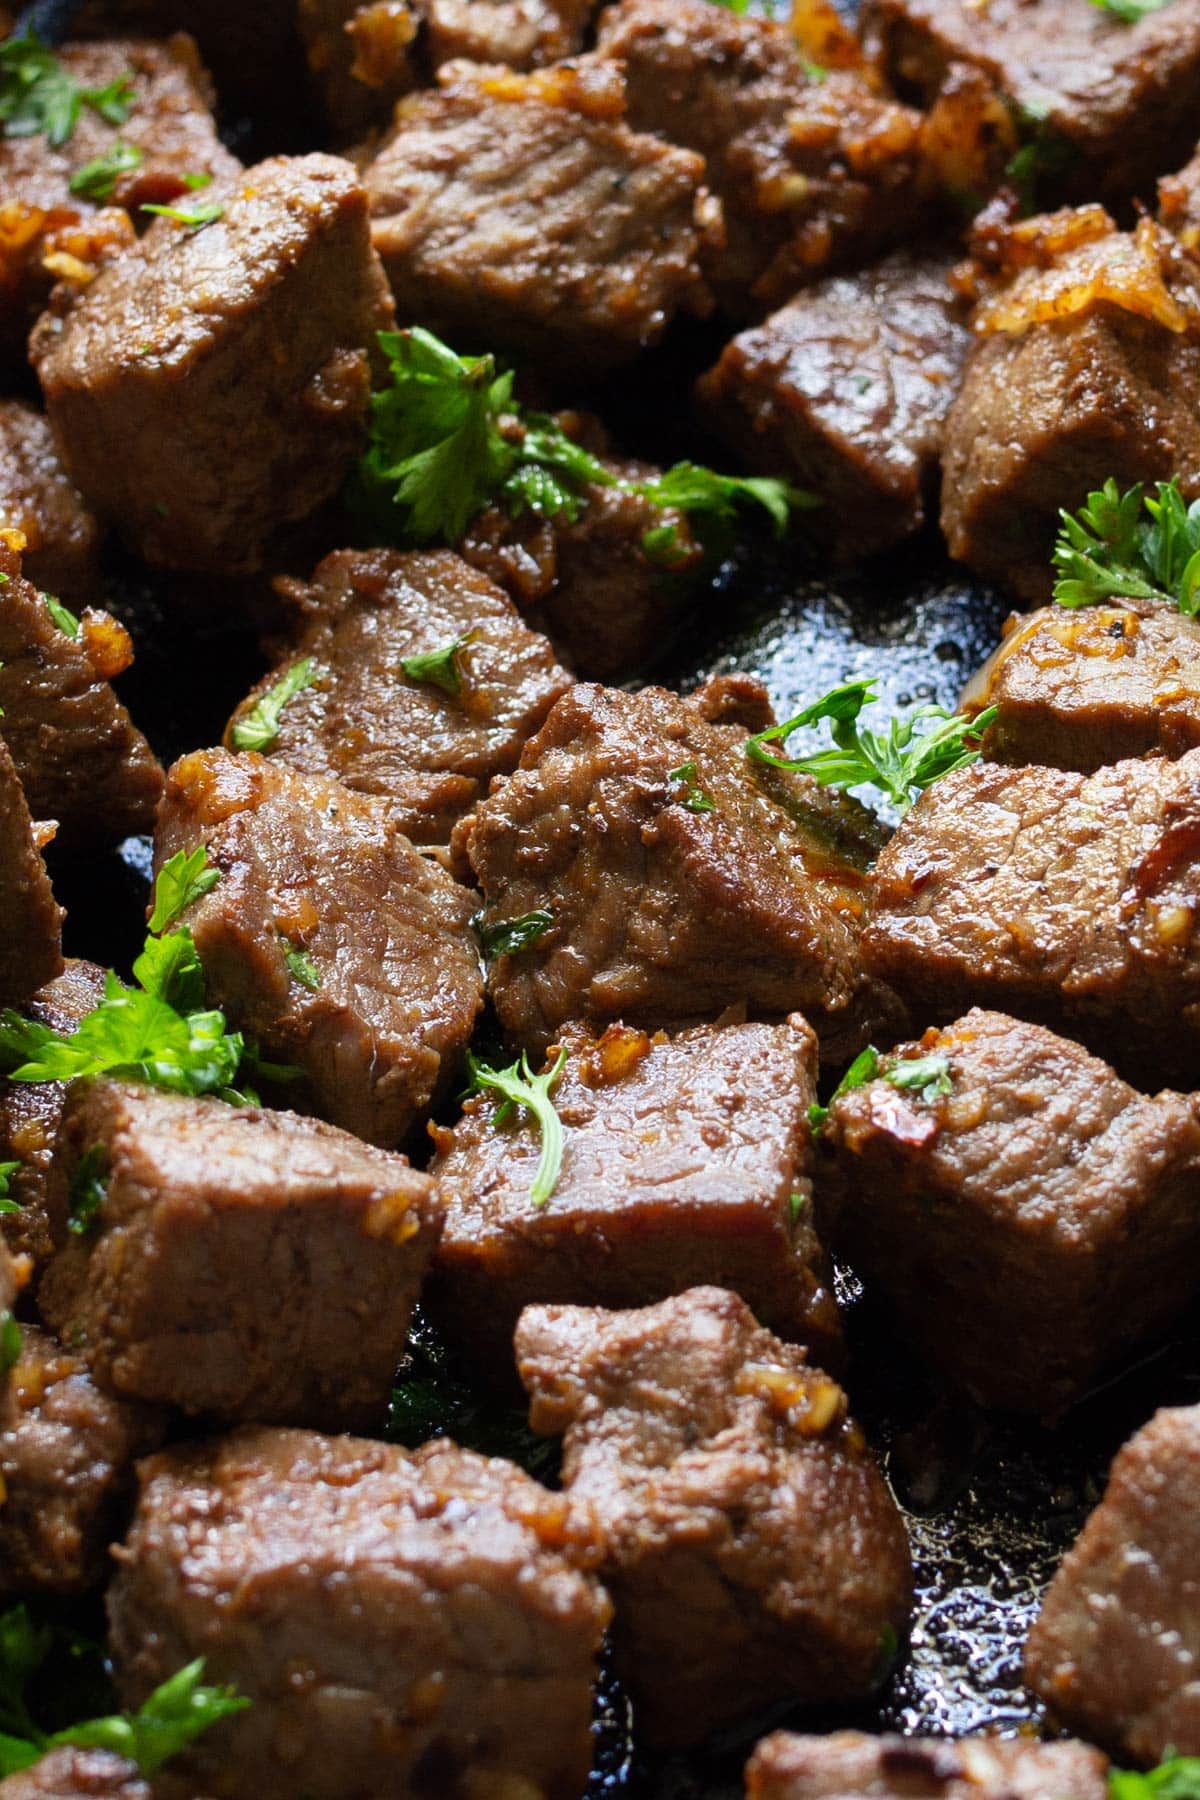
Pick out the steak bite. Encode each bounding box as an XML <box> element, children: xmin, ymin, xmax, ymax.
<box><xmin>425</xmin><ymin>0</ymin><xmax>595</xmax><ymax>70</ymax></box>
<box><xmin>154</xmin><ymin>749</ymin><xmax>483</xmax><ymax>1147</ymax></box>
<box><xmin>228</xmin><ymin>548</ymin><xmax>573</xmax><ymax>845</ymax></box>
<box><xmin>862</xmin><ymin>749</ymin><xmax>1200</xmax><ymax>1090</ymax></box>
<box><xmin>697</xmin><ymin>249</ymin><xmax>970</xmax><ymax>559</ymax></box>
<box><xmin>963</xmin><ymin>599</ymin><xmax>1200</xmax><ymax>773</ymax></box>
<box><xmin>595</xmin><ymin>0</ymin><xmax>929</xmax><ymax>317</ymax></box>
<box><xmin>0</xmin><ymin>959</ymin><xmax>107</xmax><ymax>1276</ymax></box>
<box><xmin>516</xmin><ymin>1286</ymin><xmax>912</xmax><ymax>1747</ymax></box>
<box><xmin>429</xmin><ymin>1014</ymin><xmax>842</xmax><ymax>1378</ymax></box>
<box><xmin>0</xmin><ymin>730</ymin><xmax>63</xmax><ymax>1011</ymax></box>
<box><xmin>0</xmin><ymin>540</ymin><xmax>162</xmax><ymax>850</ymax></box>
<box><xmin>862</xmin><ymin>0</ymin><xmax>1200</xmax><ymax>208</ymax></box>
<box><xmin>459</xmin><ymin>679</ymin><xmax>894</xmax><ymax>1063</ymax></box>
<box><xmin>32</xmin><ymin>154</ymin><xmax>395</xmax><ymax>575</ymax></box>
<box><xmin>107</xmin><ymin>1426</ymin><xmax>611</xmax><ymax>1800</ymax></box>
<box><xmin>38</xmin><ymin>1080</ymin><xmax>443</xmax><ymax>1429</ymax></box>
<box><xmin>818</xmin><ymin>1009</ymin><xmax>1200</xmax><ymax>1414</ymax></box>
<box><xmin>363</xmin><ymin>58</ymin><xmax>719</xmax><ymax>379</ymax></box>
<box><xmin>0</xmin><ymin>33</ymin><xmax>238</xmax><ymax>360</ymax></box>
<box><xmin>0</xmin><ymin>401</ymin><xmax>102</xmax><ymax>608</ymax></box>
<box><xmin>0</xmin><ymin>1323</ymin><xmax>166</xmax><ymax>1597</ymax></box>
<box><xmin>1025</xmin><ymin>1404</ymin><xmax>1200</xmax><ymax>1763</ymax></box>
<box><xmin>745</xmin><ymin>1731</ymin><xmax>1110</xmax><ymax>1800</ymax></box>
<box><xmin>941</xmin><ymin>206</ymin><xmax>1200</xmax><ymax>603</ymax></box>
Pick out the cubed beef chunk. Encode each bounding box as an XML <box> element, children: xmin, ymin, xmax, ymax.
<box><xmin>819</xmin><ymin>1010</ymin><xmax>1200</xmax><ymax>1413</ymax></box>
<box><xmin>0</xmin><ymin>401</ymin><xmax>102</xmax><ymax>607</ymax></box>
<box><xmin>429</xmin><ymin>1015</ymin><xmax>842</xmax><ymax>1379</ymax></box>
<box><xmin>861</xmin><ymin>749</ymin><xmax>1200</xmax><ymax>1090</ymax></box>
<box><xmin>32</xmin><ymin>155</ymin><xmax>395</xmax><ymax>575</ymax></box>
<box><xmin>964</xmin><ymin>599</ymin><xmax>1200</xmax><ymax>772</ymax></box>
<box><xmin>746</xmin><ymin>1731</ymin><xmax>1110</xmax><ymax>1800</ymax></box>
<box><xmin>0</xmin><ymin>959</ymin><xmax>106</xmax><ymax>1276</ymax></box>
<box><xmin>0</xmin><ymin>34</ymin><xmax>238</xmax><ymax>361</ymax></box>
<box><xmin>363</xmin><ymin>59</ymin><xmax>719</xmax><ymax>379</ymax></box>
<box><xmin>595</xmin><ymin>0</ymin><xmax>929</xmax><ymax>317</ymax></box>
<box><xmin>38</xmin><ymin>1079</ymin><xmax>443</xmax><ymax>1429</ymax></box>
<box><xmin>154</xmin><ymin>749</ymin><xmax>483</xmax><ymax>1146</ymax></box>
<box><xmin>0</xmin><ymin>1323</ymin><xmax>165</xmax><ymax>1597</ymax></box>
<box><xmin>107</xmin><ymin>1426</ymin><xmax>611</xmax><ymax>1800</ymax></box>
<box><xmin>1025</xmin><ymin>1404</ymin><xmax>1200</xmax><ymax>1762</ymax></box>
<box><xmin>863</xmin><ymin>0</ymin><xmax>1200</xmax><ymax>207</ymax></box>
<box><xmin>297</xmin><ymin>0</ymin><xmax>422</xmax><ymax>137</ymax></box>
<box><xmin>229</xmin><ymin>548</ymin><xmax>573</xmax><ymax>845</ymax></box>
<box><xmin>0</xmin><ymin>730</ymin><xmax>62</xmax><ymax>1010</ymax></box>
<box><xmin>458</xmin><ymin>679</ymin><xmax>896</xmax><ymax>1063</ymax></box>
<box><xmin>698</xmin><ymin>250</ymin><xmax>969</xmax><ymax>559</ymax></box>
<box><xmin>516</xmin><ymin>1286</ymin><xmax>912</xmax><ymax>1747</ymax></box>
<box><xmin>941</xmin><ymin>207</ymin><xmax>1200</xmax><ymax>603</ymax></box>
<box><xmin>0</xmin><ymin>540</ymin><xmax>162</xmax><ymax>850</ymax></box>
<box><xmin>426</xmin><ymin>0</ymin><xmax>594</xmax><ymax>68</ymax></box>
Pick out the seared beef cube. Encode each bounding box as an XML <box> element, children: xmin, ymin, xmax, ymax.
<box><xmin>39</xmin><ymin>1080</ymin><xmax>443</xmax><ymax>1429</ymax></box>
<box><xmin>0</xmin><ymin>959</ymin><xmax>106</xmax><ymax>1275</ymax></box>
<box><xmin>430</xmin><ymin>1015</ymin><xmax>842</xmax><ymax>1378</ymax></box>
<box><xmin>426</xmin><ymin>0</ymin><xmax>595</xmax><ymax>70</ymax></box>
<box><xmin>941</xmin><ymin>208</ymin><xmax>1200</xmax><ymax>603</ymax></box>
<box><xmin>0</xmin><ymin>401</ymin><xmax>102</xmax><ymax>607</ymax></box>
<box><xmin>697</xmin><ymin>249</ymin><xmax>969</xmax><ymax>559</ymax></box>
<box><xmin>819</xmin><ymin>1010</ymin><xmax>1200</xmax><ymax>1413</ymax></box>
<box><xmin>0</xmin><ymin>34</ymin><xmax>238</xmax><ymax>360</ymax></box>
<box><xmin>297</xmin><ymin>0</ymin><xmax>422</xmax><ymax>137</ymax></box>
<box><xmin>0</xmin><ymin>1748</ymin><xmax>157</xmax><ymax>1799</ymax></box>
<box><xmin>154</xmin><ymin>749</ymin><xmax>483</xmax><ymax>1146</ymax></box>
<box><xmin>363</xmin><ymin>59</ymin><xmax>719</xmax><ymax>379</ymax></box>
<box><xmin>230</xmin><ymin>548</ymin><xmax>573</xmax><ymax>845</ymax></box>
<box><xmin>0</xmin><ymin>731</ymin><xmax>62</xmax><ymax>1010</ymax></box>
<box><xmin>863</xmin><ymin>0</ymin><xmax>1200</xmax><ymax>207</ymax></box>
<box><xmin>32</xmin><ymin>155</ymin><xmax>395</xmax><ymax>575</ymax></box>
<box><xmin>746</xmin><ymin>1731</ymin><xmax>1110</xmax><ymax>1800</ymax></box>
<box><xmin>458</xmin><ymin>679</ymin><xmax>895</xmax><ymax>1062</ymax></box>
<box><xmin>0</xmin><ymin>540</ymin><xmax>162</xmax><ymax>850</ymax></box>
<box><xmin>861</xmin><ymin>749</ymin><xmax>1200</xmax><ymax>1090</ymax></box>
<box><xmin>595</xmin><ymin>0</ymin><xmax>928</xmax><ymax>316</ymax></box>
<box><xmin>965</xmin><ymin>599</ymin><xmax>1200</xmax><ymax>772</ymax></box>
<box><xmin>0</xmin><ymin>1323</ymin><xmax>165</xmax><ymax>1597</ymax></box>
<box><xmin>516</xmin><ymin>1286</ymin><xmax>912</xmax><ymax>1747</ymax></box>
<box><xmin>107</xmin><ymin>1426</ymin><xmax>611</xmax><ymax>1800</ymax></box>
<box><xmin>1025</xmin><ymin>1404</ymin><xmax>1200</xmax><ymax>1762</ymax></box>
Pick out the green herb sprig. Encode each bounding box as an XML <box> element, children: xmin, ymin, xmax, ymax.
<box><xmin>1087</xmin><ymin>0</ymin><xmax>1171</xmax><ymax>21</ymax></box>
<box><xmin>746</xmin><ymin>679</ymin><xmax>994</xmax><ymax>815</ymax></box>
<box><xmin>0</xmin><ymin>34</ymin><xmax>133</xmax><ymax>148</ymax></box>
<box><xmin>140</xmin><ymin>200</ymin><xmax>225</xmax><ymax>231</ymax></box>
<box><xmin>66</xmin><ymin>1145</ymin><xmax>108</xmax><ymax>1236</ymax></box>
<box><xmin>68</xmin><ymin>140</ymin><xmax>142</xmax><ymax>201</ymax></box>
<box><xmin>401</xmin><ymin>634</ymin><xmax>473</xmax><ymax>698</ymax></box>
<box><xmin>475</xmin><ymin>910</ymin><xmax>554</xmax><ymax>960</ymax></box>
<box><xmin>42</xmin><ymin>595</ymin><xmax>81</xmax><ymax>640</ymax></box>
<box><xmin>808</xmin><ymin>1046</ymin><xmax>953</xmax><ymax>1131</ymax></box>
<box><xmin>1111</xmin><ymin>1760</ymin><xmax>1200</xmax><ymax>1800</ymax></box>
<box><xmin>0</xmin><ymin>1312</ymin><xmax>20</xmax><ymax>1373</ymax></box>
<box><xmin>667</xmin><ymin>760</ymin><xmax>715</xmax><ymax>813</ymax></box>
<box><xmin>0</xmin><ymin>1162</ymin><xmax>20</xmax><ymax>1216</ymax></box>
<box><xmin>467</xmin><ymin>1046</ymin><xmax>568</xmax><ymax>1208</ymax></box>
<box><xmin>230</xmin><ymin>657</ymin><xmax>321</xmax><ymax>753</ymax></box>
<box><xmin>1054</xmin><ymin>478</ymin><xmax>1200</xmax><ymax>614</ymax></box>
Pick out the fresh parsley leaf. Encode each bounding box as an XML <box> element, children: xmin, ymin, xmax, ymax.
<box><xmin>1087</xmin><ymin>0</ymin><xmax>1171</xmax><ymax>20</ymax></box>
<box><xmin>886</xmin><ymin>1051</ymin><xmax>953</xmax><ymax>1105</ymax></box>
<box><xmin>808</xmin><ymin>1044</ymin><xmax>880</xmax><ymax>1132</ymax></box>
<box><xmin>639</xmin><ymin>462</ymin><xmax>814</xmax><ymax>538</ymax></box>
<box><xmin>0</xmin><ymin>1312</ymin><xmax>20</xmax><ymax>1375</ymax></box>
<box><xmin>1054</xmin><ymin>477</ymin><xmax>1200</xmax><ymax>614</ymax></box>
<box><xmin>0</xmin><ymin>34</ymin><xmax>134</xmax><ymax>148</ymax></box>
<box><xmin>401</xmin><ymin>633</ymin><xmax>472</xmax><ymax>698</ymax></box>
<box><xmin>68</xmin><ymin>140</ymin><xmax>142</xmax><ymax>201</ymax></box>
<box><xmin>181</xmin><ymin>170</ymin><xmax>212</xmax><ymax>190</ymax></box>
<box><xmin>48</xmin><ymin>1659</ymin><xmax>247</xmax><ymax>1776</ymax></box>
<box><xmin>467</xmin><ymin>1046</ymin><xmax>568</xmax><ymax>1208</ymax></box>
<box><xmin>1111</xmin><ymin>1761</ymin><xmax>1200</xmax><ymax>1800</ymax></box>
<box><xmin>747</xmin><ymin>679</ymin><xmax>995</xmax><ymax>815</ymax></box>
<box><xmin>42</xmin><ymin>595</ymin><xmax>81</xmax><ymax>639</ymax></box>
<box><xmin>140</xmin><ymin>200</ymin><xmax>224</xmax><ymax>230</ymax></box>
<box><xmin>475</xmin><ymin>909</ymin><xmax>554</xmax><ymax>960</ymax></box>
<box><xmin>283</xmin><ymin>943</ymin><xmax>320</xmax><ymax>992</ymax></box>
<box><xmin>230</xmin><ymin>657</ymin><xmax>321</xmax><ymax>752</ymax></box>
<box><xmin>667</xmin><ymin>760</ymin><xmax>715</xmax><ymax>813</ymax></box>
<box><xmin>67</xmin><ymin>1145</ymin><xmax>108</xmax><ymax>1236</ymax></box>
<box><xmin>0</xmin><ymin>1161</ymin><xmax>20</xmax><ymax>1216</ymax></box>
<box><xmin>788</xmin><ymin>1191</ymin><xmax>808</xmax><ymax>1226</ymax></box>
<box><xmin>148</xmin><ymin>846</ymin><xmax>219</xmax><ymax>934</ymax></box>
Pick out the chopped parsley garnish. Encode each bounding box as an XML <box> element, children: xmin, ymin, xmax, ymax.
<box><xmin>181</xmin><ymin>170</ymin><xmax>212</xmax><ymax>190</ymax></box>
<box><xmin>475</xmin><ymin>909</ymin><xmax>554</xmax><ymax>960</ymax></box>
<box><xmin>0</xmin><ymin>1310</ymin><xmax>20</xmax><ymax>1372</ymax></box>
<box><xmin>0</xmin><ymin>1161</ymin><xmax>20</xmax><ymax>1216</ymax></box>
<box><xmin>140</xmin><ymin>200</ymin><xmax>225</xmax><ymax>230</ymax></box>
<box><xmin>1087</xmin><ymin>0</ymin><xmax>1172</xmax><ymax>20</ymax></box>
<box><xmin>66</xmin><ymin>1145</ymin><xmax>108</xmax><ymax>1236</ymax></box>
<box><xmin>1054</xmin><ymin>477</ymin><xmax>1200</xmax><ymax>614</ymax></box>
<box><xmin>401</xmin><ymin>633</ymin><xmax>472</xmax><ymax>698</ymax></box>
<box><xmin>808</xmin><ymin>1045</ymin><xmax>953</xmax><ymax>1131</ymax></box>
<box><xmin>42</xmin><ymin>595</ymin><xmax>81</xmax><ymax>639</ymax></box>
<box><xmin>788</xmin><ymin>1191</ymin><xmax>808</xmax><ymax>1227</ymax></box>
<box><xmin>667</xmin><ymin>760</ymin><xmax>715</xmax><ymax>814</ymax></box>
<box><xmin>230</xmin><ymin>657</ymin><xmax>321</xmax><ymax>752</ymax></box>
<box><xmin>467</xmin><ymin>1046</ymin><xmax>568</xmax><ymax>1209</ymax></box>
<box><xmin>808</xmin><ymin>1043</ymin><xmax>880</xmax><ymax>1132</ymax></box>
<box><xmin>68</xmin><ymin>140</ymin><xmax>142</xmax><ymax>201</ymax></box>
<box><xmin>0</xmin><ymin>1607</ymin><xmax>246</xmax><ymax>1778</ymax></box>
<box><xmin>355</xmin><ymin>326</ymin><xmax>812</xmax><ymax>554</ymax></box>
<box><xmin>1111</xmin><ymin>1760</ymin><xmax>1200</xmax><ymax>1800</ymax></box>
<box><xmin>147</xmin><ymin>844</ymin><xmax>219</xmax><ymax>933</ymax></box>
<box><xmin>0</xmin><ymin>33</ymin><xmax>134</xmax><ymax>148</ymax></box>
<box><xmin>746</xmin><ymin>678</ymin><xmax>995</xmax><ymax>815</ymax></box>
<box><xmin>1003</xmin><ymin>98</ymin><xmax>1074</xmax><ymax>214</ymax></box>
<box><xmin>283</xmin><ymin>943</ymin><xmax>320</xmax><ymax>992</ymax></box>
